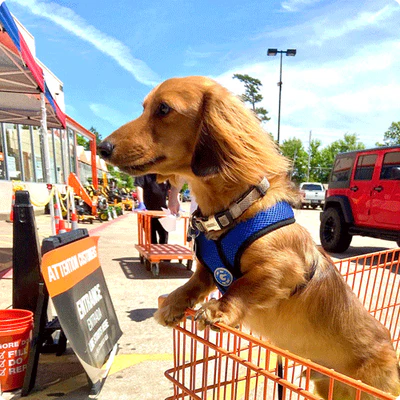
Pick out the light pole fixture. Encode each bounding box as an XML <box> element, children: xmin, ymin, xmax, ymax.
<box><xmin>267</xmin><ymin>48</ymin><xmax>297</xmax><ymax>144</ymax></box>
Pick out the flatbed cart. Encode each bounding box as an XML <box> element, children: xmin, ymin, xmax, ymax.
<box><xmin>165</xmin><ymin>247</ymin><xmax>400</xmax><ymax>400</ymax></box>
<box><xmin>135</xmin><ymin>210</ymin><xmax>194</xmax><ymax>277</ymax></box>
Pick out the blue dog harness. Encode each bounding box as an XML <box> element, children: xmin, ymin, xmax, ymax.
<box><xmin>195</xmin><ymin>201</ymin><xmax>295</xmax><ymax>294</ymax></box>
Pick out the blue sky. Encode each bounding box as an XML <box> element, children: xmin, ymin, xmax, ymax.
<box><xmin>7</xmin><ymin>0</ymin><xmax>400</xmax><ymax>148</ymax></box>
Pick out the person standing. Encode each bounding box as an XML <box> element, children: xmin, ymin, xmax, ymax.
<box><xmin>134</xmin><ymin>174</ymin><xmax>179</xmax><ymax>244</ymax></box>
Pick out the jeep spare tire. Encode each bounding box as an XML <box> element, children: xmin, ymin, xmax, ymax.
<box><xmin>320</xmin><ymin>208</ymin><xmax>352</xmax><ymax>253</ymax></box>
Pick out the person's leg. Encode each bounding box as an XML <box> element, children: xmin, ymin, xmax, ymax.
<box><xmin>153</xmin><ymin>218</ymin><xmax>168</xmax><ymax>244</ymax></box>
<box><xmin>150</xmin><ymin>218</ymin><xmax>158</xmax><ymax>244</ymax></box>
<box><xmin>159</xmin><ymin>229</ymin><xmax>169</xmax><ymax>244</ymax></box>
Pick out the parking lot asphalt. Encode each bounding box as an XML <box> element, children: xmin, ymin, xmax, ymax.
<box><xmin>0</xmin><ymin>206</ymin><xmax>397</xmax><ymax>399</ymax></box>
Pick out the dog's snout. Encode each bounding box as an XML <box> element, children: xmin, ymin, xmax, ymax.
<box><xmin>98</xmin><ymin>141</ymin><xmax>115</xmax><ymax>159</ymax></box>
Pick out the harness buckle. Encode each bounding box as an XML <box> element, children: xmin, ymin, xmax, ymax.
<box><xmin>191</xmin><ymin>208</ymin><xmax>235</xmax><ymax>232</ymax></box>
<box><xmin>214</xmin><ymin>209</ymin><xmax>234</xmax><ymax>228</ymax></box>
<box><xmin>199</xmin><ymin>215</ymin><xmax>220</xmax><ymax>231</ymax></box>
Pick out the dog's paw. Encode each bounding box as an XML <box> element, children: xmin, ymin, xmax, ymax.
<box><xmin>194</xmin><ymin>299</ymin><xmax>233</xmax><ymax>330</ymax></box>
<box><xmin>154</xmin><ymin>302</ymin><xmax>188</xmax><ymax>327</ymax></box>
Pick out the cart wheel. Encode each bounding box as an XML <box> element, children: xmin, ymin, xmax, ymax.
<box><xmin>186</xmin><ymin>260</ymin><xmax>193</xmax><ymax>271</ymax></box>
<box><xmin>145</xmin><ymin>259</ymin><xmax>151</xmax><ymax>271</ymax></box>
<box><xmin>139</xmin><ymin>256</ymin><xmax>144</xmax><ymax>264</ymax></box>
<box><xmin>151</xmin><ymin>263</ymin><xmax>160</xmax><ymax>277</ymax></box>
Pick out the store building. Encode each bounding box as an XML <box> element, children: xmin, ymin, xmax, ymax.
<box><xmin>0</xmin><ymin>2</ymin><xmax>101</xmax><ymax>217</ymax></box>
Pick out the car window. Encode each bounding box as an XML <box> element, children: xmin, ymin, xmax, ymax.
<box><xmin>380</xmin><ymin>152</ymin><xmax>400</xmax><ymax>180</ymax></box>
<box><xmin>331</xmin><ymin>156</ymin><xmax>353</xmax><ymax>183</ymax></box>
<box><xmin>301</xmin><ymin>184</ymin><xmax>323</xmax><ymax>191</ymax></box>
<box><xmin>354</xmin><ymin>154</ymin><xmax>377</xmax><ymax>181</ymax></box>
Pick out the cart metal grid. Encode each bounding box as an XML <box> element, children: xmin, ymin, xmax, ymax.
<box><xmin>135</xmin><ymin>211</ymin><xmax>194</xmax><ymax>276</ymax></box>
<box><xmin>165</xmin><ymin>248</ymin><xmax>400</xmax><ymax>400</ymax></box>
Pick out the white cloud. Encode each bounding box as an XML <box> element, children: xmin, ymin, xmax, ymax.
<box><xmin>89</xmin><ymin>103</ymin><xmax>131</xmax><ymax>127</ymax></box>
<box><xmin>184</xmin><ymin>47</ymin><xmax>218</xmax><ymax>67</ymax></box>
<box><xmin>309</xmin><ymin>4</ymin><xmax>398</xmax><ymax>46</ymax></box>
<box><xmin>214</xmin><ymin>37</ymin><xmax>400</xmax><ymax>148</ymax></box>
<box><xmin>281</xmin><ymin>0</ymin><xmax>321</xmax><ymax>12</ymax></box>
<box><xmin>10</xmin><ymin>0</ymin><xmax>160</xmax><ymax>86</ymax></box>
<box><xmin>329</xmin><ymin>84</ymin><xmax>400</xmax><ymax>114</ymax></box>
<box><xmin>256</xmin><ymin>2</ymin><xmax>400</xmax><ymax>50</ymax></box>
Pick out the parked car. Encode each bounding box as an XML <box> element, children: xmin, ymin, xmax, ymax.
<box><xmin>299</xmin><ymin>182</ymin><xmax>325</xmax><ymax>209</ymax></box>
<box><xmin>320</xmin><ymin>146</ymin><xmax>400</xmax><ymax>252</ymax></box>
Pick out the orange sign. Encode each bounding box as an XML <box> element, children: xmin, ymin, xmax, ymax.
<box><xmin>41</xmin><ymin>236</ymin><xmax>100</xmax><ymax>297</ymax></box>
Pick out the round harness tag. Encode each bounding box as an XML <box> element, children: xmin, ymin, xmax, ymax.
<box><xmin>214</xmin><ymin>268</ymin><xmax>233</xmax><ymax>287</ymax></box>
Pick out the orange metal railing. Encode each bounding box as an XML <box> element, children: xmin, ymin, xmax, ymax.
<box><xmin>165</xmin><ymin>248</ymin><xmax>400</xmax><ymax>400</ymax></box>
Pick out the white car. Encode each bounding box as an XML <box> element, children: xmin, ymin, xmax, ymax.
<box><xmin>299</xmin><ymin>182</ymin><xmax>325</xmax><ymax>209</ymax></box>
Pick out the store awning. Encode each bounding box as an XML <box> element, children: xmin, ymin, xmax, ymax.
<box><xmin>0</xmin><ymin>0</ymin><xmax>66</xmax><ymax>128</ymax></box>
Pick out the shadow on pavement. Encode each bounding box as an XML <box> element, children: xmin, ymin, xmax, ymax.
<box><xmin>9</xmin><ymin>350</ymin><xmax>89</xmax><ymax>400</ymax></box>
<box><xmin>127</xmin><ymin>308</ymin><xmax>158</xmax><ymax>322</ymax></box>
<box><xmin>114</xmin><ymin>257</ymin><xmax>193</xmax><ymax>280</ymax></box>
<box><xmin>0</xmin><ymin>247</ymin><xmax>12</xmax><ymax>272</ymax></box>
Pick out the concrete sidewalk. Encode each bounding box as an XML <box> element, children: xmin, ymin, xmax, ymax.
<box><xmin>0</xmin><ymin>207</ymin><xmax>397</xmax><ymax>400</ymax></box>
<box><xmin>1</xmin><ymin>210</ymin><xmax>194</xmax><ymax>400</ymax></box>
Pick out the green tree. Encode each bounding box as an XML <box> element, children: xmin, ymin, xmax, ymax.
<box><xmin>319</xmin><ymin>133</ymin><xmax>365</xmax><ymax>182</ymax></box>
<box><xmin>76</xmin><ymin>126</ymin><xmax>102</xmax><ymax>150</ymax></box>
<box><xmin>233</xmin><ymin>74</ymin><xmax>270</xmax><ymax>122</ymax></box>
<box><xmin>308</xmin><ymin>139</ymin><xmax>328</xmax><ymax>182</ymax></box>
<box><xmin>107</xmin><ymin>165</ymin><xmax>134</xmax><ymax>189</ymax></box>
<box><xmin>382</xmin><ymin>122</ymin><xmax>400</xmax><ymax>146</ymax></box>
<box><xmin>89</xmin><ymin>126</ymin><xmax>102</xmax><ymax>147</ymax></box>
<box><xmin>76</xmin><ymin>134</ymin><xmax>89</xmax><ymax>149</ymax></box>
<box><xmin>280</xmin><ymin>138</ymin><xmax>308</xmax><ymax>183</ymax></box>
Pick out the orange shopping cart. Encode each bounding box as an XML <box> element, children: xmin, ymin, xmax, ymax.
<box><xmin>164</xmin><ymin>248</ymin><xmax>400</xmax><ymax>399</ymax></box>
<box><xmin>135</xmin><ymin>210</ymin><xmax>194</xmax><ymax>277</ymax></box>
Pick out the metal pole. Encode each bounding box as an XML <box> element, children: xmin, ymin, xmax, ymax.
<box><xmin>29</xmin><ymin>126</ymin><xmax>37</xmax><ymax>182</ymax></box>
<box><xmin>16</xmin><ymin>124</ymin><xmax>24</xmax><ymax>181</ymax></box>
<box><xmin>2</xmin><ymin>122</ymin><xmax>10</xmax><ymax>180</ymax></box>
<box><xmin>307</xmin><ymin>130</ymin><xmax>312</xmax><ymax>181</ymax></box>
<box><xmin>51</xmin><ymin>129</ymin><xmax>57</xmax><ymax>183</ymax></box>
<box><xmin>277</xmin><ymin>51</ymin><xmax>283</xmax><ymax>144</ymax></box>
<box><xmin>40</xmin><ymin>92</ymin><xmax>51</xmax><ymax>183</ymax></box>
<box><xmin>60</xmin><ymin>129</ymin><xmax>67</xmax><ymax>183</ymax></box>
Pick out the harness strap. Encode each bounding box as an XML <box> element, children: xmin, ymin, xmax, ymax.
<box><xmin>192</xmin><ymin>177</ymin><xmax>270</xmax><ymax>233</ymax></box>
<box><xmin>195</xmin><ymin>201</ymin><xmax>296</xmax><ymax>294</ymax></box>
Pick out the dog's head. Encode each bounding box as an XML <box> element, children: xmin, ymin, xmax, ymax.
<box><xmin>99</xmin><ymin>76</ymin><xmax>288</xmax><ymax>186</ymax></box>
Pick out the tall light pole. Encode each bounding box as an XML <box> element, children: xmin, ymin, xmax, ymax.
<box><xmin>267</xmin><ymin>48</ymin><xmax>296</xmax><ymax>144</ymax></box>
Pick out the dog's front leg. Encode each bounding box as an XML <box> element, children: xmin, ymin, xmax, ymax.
<box><xmin>194</xmin><ymin>268</ymin><xmax>289</xmax><ymax>330</ymax></box>
<box><xmin>194</xmin><ymin>287</ymin><xmax>245</xmax><ymax>330</ymax></box>
<box><xmin>154</xmin><ymin>263</ymin><xmax>216</xmax><ymax>327</ymax></box>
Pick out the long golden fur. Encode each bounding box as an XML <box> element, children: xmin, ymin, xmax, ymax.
<box><xmin>100</xmin><ymin>76</ymin><xmax>399</xmax><ymax>399</ymax></box>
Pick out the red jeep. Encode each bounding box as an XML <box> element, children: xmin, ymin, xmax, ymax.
<box><xmin>320</xmin><ymin>146</ymin><xmax>400</xmax><ymax>252</ymax></box>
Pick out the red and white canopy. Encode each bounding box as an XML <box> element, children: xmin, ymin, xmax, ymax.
<box><xmin>0</xmin><ymin>0</ymin><xmax>66</xmax><ymax>128</ymax></box>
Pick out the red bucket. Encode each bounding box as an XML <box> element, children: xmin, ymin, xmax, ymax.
<box><xmin>0</xmin><ymin>309</ymin><xmax>33</xmax><ymax>392</ymax></box>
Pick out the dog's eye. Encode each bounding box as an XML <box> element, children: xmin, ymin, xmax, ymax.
<box><xmin>157</xmin><ymin>103</ymin><xmax>171</xmax><ymax>116</ymax></box>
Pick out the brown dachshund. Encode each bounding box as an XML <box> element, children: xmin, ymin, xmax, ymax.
<box><xmin>99</xmin><ymin>76</ymin><xmax>399</xmax><ymax>399</ymax></box>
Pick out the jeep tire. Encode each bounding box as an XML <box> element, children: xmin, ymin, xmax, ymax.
<box><xmin>320</xmin><ymin>207</ymin><xmax>352</xmax><ymax>253</ymax></box>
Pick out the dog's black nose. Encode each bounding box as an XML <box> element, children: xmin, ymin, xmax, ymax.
<box><xmin>98</xmin><ymin>141</ymin><xmax>115</xmax><ymax>159</ymax></box>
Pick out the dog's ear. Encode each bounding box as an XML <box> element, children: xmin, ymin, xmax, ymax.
<box><xmin>191</xmin><ymin>91</ymin><xmax>224</xmax><ymax>177</ymax></box>
<box><xmin>191</xmin><ymin>124</ymin><xmax>223</xmax><ymax>177</ymax></box>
